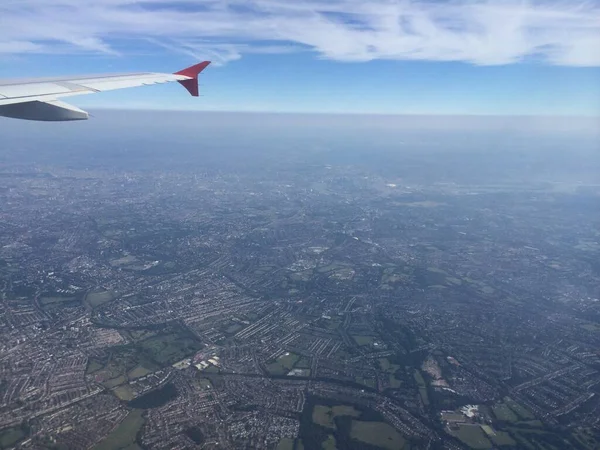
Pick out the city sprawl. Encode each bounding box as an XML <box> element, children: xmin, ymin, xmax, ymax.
<box><xmin>0</xmin><ymin>123</ymin><xmax>599</xmax><ymax>450</ymax></box>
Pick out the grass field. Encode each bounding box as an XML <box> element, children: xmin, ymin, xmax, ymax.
<box><xmin>573</xmin><ymin>428</ymin><xmax>600</xmax><ymax>449</ymax></box>
<box><xmin>413</xmin><ymin>369</ymin><xmax>425</xmax><ymax>385</ymax></box>
<box><xmin>137</xmin><ymin>331</ymin><xmax>202</xmax><ymax>366</ymax></box>
<box><xmin>492</xmin><ymin>403</ymin><xmax>519</xmax><ymax>422</ymax></box>
<box><xmin>350</xmin><ymin>420</ymin><xmax>406</xmax><ymax>450</ymax></box>
<box><xmin>196</xmin><ymin>378</ymin><xmax>212</xmax><ymax>390</ymax></box>
<box><xmin>86</xmin><ymin>359</ymin><xmax>104</xmax><ymax>374</ymax></box>
<box><xmin>581</xmin><ymin>323</ymin><xmax>600</xmax><ymax>332</ymax></box>
<box><xmin>449</xmin><ymin>424</ymin><xmax>492</xmax><ymax>449</ymax></box>
<box><xmin>85</xmin><ymin>290</ymin><xmax>114</xmax><ymax>308</ymax></box>
<box><xmin>504</xmin><ymin>397</ymin><xmax>535</xmax><ymax>420</ymax></box>
<box><xmin>125</xmin><ymin>329</ymin><xmax>158</xmax><ymax>342</ymax></box>
<box><xmin>312</xmin><ymin>405</ymin><xmax>360</xmax><ymax>429</ymax></box>
<box><xmin>507</xmin><ymin>426</ymin><xmax>559</xmax><ymax>450</ymax></box>
<box><xmin>296</xmin><ymin>357</ymin><xmax>312</xmax><ymax>369</ymax></box>
<box><xmin>0</xmin><ymin>427</ymin><xmax>25</xmax><ymax>449</ymax></box>
<box><xmin>413</xmin><ymin>370</ymin><xmax>430</xmax><ymax>406</ymax></box>
<box><xmin>491</xmin><ymin>431</ymin><xmax>517</xmax><ymax>447</ymax></box>
<box><xmin>324</xmin><ymin>318</ymin><xmax>342</xmax><ymax>330</ymax></box>
<box><xmin>128</xmin><ymin>365</ymin><xmax>152</xmax><ymax>379</ymax></box>
<box><xmin>355</xmin><ymin>376</ymin><xmax>376</xmax><ymax>389</ymax></box>
<box><xmin>381</xmin><ymin>269</ymin><xmax>405</xmax><ymax>285</ymax></box>
<box><xmin>379</xmin><ymin>358</ymin><xmax>402</xmax><ymax>388</ymax></box>
<box><xmin>352</xmin><ymin>335</ymin><xmax>375</xmax><ymax>346</ymax></box>
<box><xmin>322</xmin><ymin>435</ymin><xmax>337</xmax><ymax>450</ymax></box>
<box><xmin>519</xmin><ymin>420</ymin><xmax>544</xmax><ymax>428</ymax></box>
<box><xmin>266</xmin><ymin>352</ymin><xmax>301</xmax><ymax>375</ymax></box>
<box><xmin>202</xmin><ymin>365</ymin><xmax>220</xmax><ymax>374</ymax></box>
<box><xmin>389</xmin><ymin>374</ymin><xmax>402</xmax><ymax>388</ymax></box>
<box><xmin>40</xmin><ymin>296</ymin><xmax>76</xmax><ymax>306</ymax></box>
<box><xmin>94</xmin><ymin>410</ymin><xmax>144</xmax><ymax>450</ymax></box>
<box><xmin>378</xmin><ymin>358</ymin><xmax>401</xmax><ymax>373</ymax></box>
<box><xmin>225</xmin><ymin>323</ymin><xmax>244</xmax><ymax>334</ymax></box>
<box><xmin>104</xmin><ymin>375</ymin><xmax>127</xmax><ymax>389</ymax></box>
<box><xmin>276</xmin><ymin>438</ymin><xmax>295</xmax><ymax>450</ymax></box>
<box><xmin>92</xmin><ymin>348</ymin><xmax>160</xmax><ymax>402</ymax></box>
<box><xmin>113</xmin><ymin>385</ymin><xmax>135</xmax><ymax>401</ymax></box>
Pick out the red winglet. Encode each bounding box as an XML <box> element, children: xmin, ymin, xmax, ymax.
<box><xmin>174</xmin><ymin>61</ymin><xmax>211</xmax><ymax>97</ymax></box>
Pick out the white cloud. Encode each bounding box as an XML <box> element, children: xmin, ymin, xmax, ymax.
<box><xmin>0</xmin><ymin>0</ymin><xmax>599</xmax><ymax>66</ymax></box>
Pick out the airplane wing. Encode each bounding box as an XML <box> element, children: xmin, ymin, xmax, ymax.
<box><xmin>0</xmin><ymin>61</ymin><xmax>210</xmax><ymax>122</ymax></box>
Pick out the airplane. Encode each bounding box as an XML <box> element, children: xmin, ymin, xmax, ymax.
<box><xmin>0</xmin><ymin>61</ymin><xmax>210</xmax><ymax>122</ymax></box>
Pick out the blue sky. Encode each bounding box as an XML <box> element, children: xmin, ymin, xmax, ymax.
<box><xmin>1</xmin><ymin>0</ymin><xmax>599</xmax><ymax>116</ymax></box>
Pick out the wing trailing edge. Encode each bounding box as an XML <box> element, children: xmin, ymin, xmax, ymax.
<box><xmin>0</xmin><ymin>99</ymin><xmax>89</xmax><ymax>121</ymax></box>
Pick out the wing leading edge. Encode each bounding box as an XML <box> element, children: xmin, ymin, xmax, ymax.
<box><xmin>0</xmin><ymin>61</ymin><xmax>210</xmax><ymax>121</ymax></box>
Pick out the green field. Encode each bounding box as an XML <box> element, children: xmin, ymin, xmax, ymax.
<box><xmin>414</xmin><ymin>267</ymin><xmax>447</xmax><ymax>287</ymax></box>
<box><xmin>352</xmin><ymin>335</ymin><xmax>375</xmax><ymax>346</ymax></box>
<box><xmin>581</xmin><ymin>323</ymin><xmax>600</xmax><ymax>332</ymax></box>
<box><xmin>379</xmin><ymin>358</ymin><xmax>402</xmax><ymax>388</ymax></box>
<box><xmin>289</xmin><ymin>270</ymin><xmax>313</xmax><ymax>282</ymax></box>
<box><xmin>324</xmin><ymin>318</ymin><xmax>342</xmax><ymax>330</ymax></box>
<box><xmin>413</xmin><ymin>369</ymin><xmax>425</xmax><ymax>385</ymax></box>
<box><xmin>389</xmin><ymin>374</ymin><xmax>402</xmax><ymax>388</ymax></box>
<box><xmin>312</xmin><ymin>405</ymin><xmax>360</xmax><ymax>429</ymax></box>
<box><xmin>413</xmin><ymin>370</ymin><xmax>429</xmax><ymax>406</ymax></box>
<box><xmin>90</xmin><ymin>346</ymin><xmax>162</xmax><ymax>402</ymax></box>
<box><xmin>266</xmin><ymin>352</ymin><xmax>301</xmax><ymax>375</ymax></box>
<box><xmin>86</xmin><ymin>359</ymin><xmax>104</xmax><ymax>374</ymax></box>
<box><xmin>124</xmin><ymin>329</ymin><xmax>159</xmax><ymax>342</ymax></box>
<box><xmin>491</xmin><ymin>431</ymin><xmax>517</xmax><ymax>447</ymax></box>
<box><xmin>276</xmin><ymin>438</ymin><xmax>295</xmax><ymax>450</ymax></box>
<box><xmin>202</xmin><ymin>364</ymin><xmax>220</xmax><ymax>374</ymax></box>
<box><xmin>137</xmin><ymin>330</ymin><xmax>203</xmax><ymax>366</ymax></box>
<box><xmin>355</xmin><ymin>376</ymin><xmax>376</xmax><ymax>389</ymax></box>
<box><xmin>128</xmin><ymin>365</ymin><xmax>152</xmax><ymax>379</ymax></box>
<box><xmin>40</xmin><ymin>296</ymin><xmax>77</xmax><ymax>306</ymax></box>
<box><xmin>322</xmin><ymin>434</ymin><xmax>337</xmax><ymax>450</ymax></box>
<box><xmin>113</xmin><ymin>385</ymin><xmax>135</xmax><ymax>401</ymax></box>
<box><xmin>296</xmin><ymin>357</ymin><xmax>312</xmax><ymax>369</ymax></box>
<box><xmin>85</xmin><ymin>290</ymin><xmax>114</xmax><ymax>308</ymax></box>
<box><xmin>492</xmin><ymin>403</ymin><xmax>519</xmax><ymax>422</ymax></box>
<box><xmin>573</xmin><ymin>428</ymin><xmax>600</xmax><ymax>449</ymax></box>
<box><xmin>196</xmin><ymin>378</ymin><xmax>213</xmax><ymax>390</ymax></box>
<box><xmin>92</xmin><ymin>346</ymin><xmax>160</xmax><ymax>389</ymax></box>
<box><xmin>104</xmin><ymin>375</ymin><xmax>127</xmax><ymax>389</ymax></box>
<box><xmin>507</xmin><ymin>426</ymin><xmax>563</xmax><ymax>450</ymax></box>
<box><xmin>449</xmin><ymin>424</ymin><xmax>492</xmax><ymax>449</ymax></box>
<box><xmin>504</xmin><ymin>397</ymin><xmax>535</xmax><ymax>420</ymax></box>
<box><xmin>516</xmin><ymin>420</ymin><xmax>544</xmax><ymax>429</ymax></box>
<box><xmin>0</xmin><ymin>426</ymin><xmax>25</xmax><ymax>449</ymax></box>
<box><xmin>379</xmin><ymin>358</ymin><xmax>391</xmax><ymax>371</ymax></box>
<box><xmin>350</xmin><ymin>420</ymin><xmax>406</xmax><ymax>450</ymax></box>
<box><xmin>381</xmin><ymin>269</ymin><xmax>406</xmax><ymax>285</ymax></box>
<box><xmin>225</xmin><ymin>323</ymin><xmax>244</xmax><ymax>334</ymax></box>
<box><xmin>378</xmin><ymin>358</ymin><xmax>400</xmax><ymax>373</ymax></box>
<box><xmin>94</xmin><ymin>410</ymin><xmax>144</xmax><ymax>450</ymax></box>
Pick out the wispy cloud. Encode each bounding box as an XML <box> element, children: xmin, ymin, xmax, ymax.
<box><xmin>1</xmin><ymin>0</ymin><xmax>599</xmax><ymax>66</ymax></box>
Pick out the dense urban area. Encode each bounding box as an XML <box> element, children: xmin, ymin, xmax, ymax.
<box><xmin>1</xmin><ymin>116</ymin><xmax>599</xmax><ymax>449</ymax></box>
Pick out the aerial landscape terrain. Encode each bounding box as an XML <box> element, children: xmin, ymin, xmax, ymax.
<box><xmin>0</xmin><ymin>112</ymin><xmax>599</xmax><ymax>449</ymax></box>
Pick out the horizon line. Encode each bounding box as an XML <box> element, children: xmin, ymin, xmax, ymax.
<box><xmin>88</xmin><ymin>107</ymin><xmax>600</xmax><ymax>120</ymax></box>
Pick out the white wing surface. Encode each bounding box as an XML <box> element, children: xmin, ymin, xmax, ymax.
<box><xmin>0</xmin><ymin>62</ymin><xmax>210</xmax><ymax>121</ymax></box>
